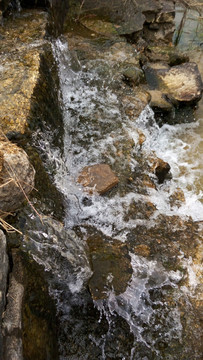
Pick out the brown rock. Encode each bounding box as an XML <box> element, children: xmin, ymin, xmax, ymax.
<box><xmin>78</xmin><ymin>164</ymin><xmax>119</xmax><ymax>195</ymax></box>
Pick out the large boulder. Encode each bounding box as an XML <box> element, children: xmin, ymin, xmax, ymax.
<box><xmin>63</xmin><ymin>0</ymin><xmax>176</xmax><ymax>40</ymax></box>
<box><xmin>0</xmin><ymin>10</ymin><xmax>47</xmax><ymax>135</ymax></box>
<box><xmin>160</xmin><ymin>62</ymin><xmax>203</xmax><ymax>104</ymax></box>
<box><xmin>0</xmin><ymin>139</ymin><xmax>35</xmax><ymax>214</ymax></box>
<box><xmin>0</xmin><ymin>9</ymin><xmax>63</xmax><ymax>139</ymax></box>
<box><xmin>144</xmin><ymin>62</ymin><xmax>203</xmax><ymax>108</ymax></box>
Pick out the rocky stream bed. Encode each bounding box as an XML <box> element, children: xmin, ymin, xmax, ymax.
<box><xmin>0</xmin><ymin>1</ymin><xmax>203</xmax><ymax>359</ymax></box>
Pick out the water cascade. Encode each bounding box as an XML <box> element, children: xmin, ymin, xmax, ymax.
<box><xmin>1</xmin><ymin>1</ymin><xmax>202</xmax><ymax>359</ymax></box>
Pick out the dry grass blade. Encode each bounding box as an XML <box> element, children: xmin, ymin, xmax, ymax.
<box><xmin>0</xmin><ymin>217</ymin><xmax>22</xmax><ymax>235</ymax></box>
<box><xmin>5</xmin><ymin>161</ymin><xmax>43</xmax><ymax>224</ymax></box>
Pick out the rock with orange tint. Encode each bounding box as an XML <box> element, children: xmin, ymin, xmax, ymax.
<box><xmin>78</xmin><ymin>164</ymin><xmax>119</xmax><ymax>195</ymax></box>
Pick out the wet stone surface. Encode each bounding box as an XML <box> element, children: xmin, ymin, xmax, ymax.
<box><xmin>78</xmin><ymin>164</ymin><xmax>119</xmax><ymax>195</ymax></box>
<box><xmin>87</xmin><ymin>234</ymin><xmax>132</xmax><ymax>300</ymax></box>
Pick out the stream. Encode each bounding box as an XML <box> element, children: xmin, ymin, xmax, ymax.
<box><xmin>18</xmin><ymin>3</ymin><xmax>203</xmax><ymax>360</ymax></box>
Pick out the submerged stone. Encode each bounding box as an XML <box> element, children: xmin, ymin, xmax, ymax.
<box><xmin>78</xmin><ymin>164</ymin><xmax>119</xmax><ymax>195</ymax></box>
<box><xmin>87</xmin><ymin>234</ymin><xmax>132</xmax><ymax>300</ymax></box>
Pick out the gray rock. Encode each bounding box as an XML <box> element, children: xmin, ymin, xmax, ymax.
<box><xmin>0</xmin><ymin>230</ymin><xmax>9</xmax><ymax>360</ymax></box>
<box><xmin>2</xmin><ymin>249</ymin><xmax>24</xmax><ymax>360</ymax></box>
<box><xmin>0</xmin><ymin>139</ymin><xmax>35</xmax><ymax>214</ymax></box>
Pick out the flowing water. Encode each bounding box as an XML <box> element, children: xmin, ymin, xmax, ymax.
<box><xmin>21</xmin><ymin>5</ymin><xmax>203</xmax><ymax>359</ymax></box>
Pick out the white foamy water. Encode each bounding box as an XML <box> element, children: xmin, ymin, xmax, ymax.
<box><xmin>38</xmin><ymin>38</ymin><xmax>203</xmax><ymax>236</ymax></box>
<box><xmin>94</xmin><ymin>254</ymin><xmax>183</xmax><ymax>359</ymax></box>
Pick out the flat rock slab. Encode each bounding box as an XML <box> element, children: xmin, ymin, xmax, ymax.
<box><xmin>78</xmin><ymin>164</ymin><xmax>119</xmax><ymax>195</ymax></box>
<box><xmin>87</xmin><ymin>235</ymin><xmax>132</xmax><ymax>300</ymax></box>
<box><xmin>160</xmin><ymin>62</ymin><xmax>203</xmax><ymax>103</ymax></box>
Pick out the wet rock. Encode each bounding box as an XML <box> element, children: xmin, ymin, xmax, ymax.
<box><xmin>2</xmin><ymin>249</ymin><xmax>24</xmax><ymax>360</ymax></box>
<box><xmin>168</xmin><ymin>52</ymin><xmax>190</xmax><ymax>66</ymax></box>
<box><xmin>144</xmin><ymin>62</ymin><xmax>170</xmax><ymax>89</ymax></box>
<box><xmin>151</xmin><ymin>157</ymin><xmax>171</xmax><ymax>183</ymax></box>
<box><xmin>87</xmin><ymin>234</ymin><xmax>132</xmax><ymax>300</ymax></box>
<box><xmin>143</xmin><ymin>175</ymin><xmax>156</xmax><ymax>189</ymax></box>
<box><xmin>122</xmin><ymin>66</ymin><xmax>144</xmax><ymax>86</ymax></box>
<box><xmin>75</xmin><ymin>0</ymin><xmax>146</xmax><ymax>36</ymax></box>
<box><xmin>146</xmin><ymin>46</ymin><xmax>190</xmax><ymax>66</ymax></box>
<box><xmin>156</xmin><ymin>0</ymin><xmax>175</xmax><ymax>24</ymax></box>
<box><xmin>169</xmin><ymin>188</ymin><xmax>185</xmax><ymax>207</ymax></box>
<box><xmin>79</xmin><ymin>18</ymin><xmax>119</xmax><ymax>37</ymax></box>
<box><xmin>22</xmin><ymin>252</ymin><xmax>59</xmax><ymax>360</ymax></box>
<box><xmin>160</xmin><ymin>62</ymin><xmax>203</xmax><ymax>104</ymax></box>
<box><xmin>124</xmin><ymin>200</ymin><xmax>156</xmax><ymax>222</ymax></box>
<box><xmin>63</xmin><ymin>0</ymin><xmax>176</xmax><ymax>40</ymax></box>
<box><xmin>122</xmin><ymin>91</ymin><xmax>150</xmax><ymax>120</ymax></box>
<box><xmin>148</xmin><ymin>89</ymin><xmax>173</xmax><ymax>111</ymax></box>
<box><xmin>0</xmin><ymin>10</ymin><xmax>48</xmax><ymax>135</ymax></box>
<box><xmin>137</xmin><ymin>129</ymin><xmax>146</xmax><ymax>146</ymax></box>
<box><xmin>134</xmin><ymin>244</ymin><xmax>150</xmax><ymax>257</ymax></box>
<box><xmin>23</xmin><ymin>214</ymin><xmax>92</xmax><ymax>286</ymax></box>
<box><xmin>78</xmin><ymin>164</ymin><xmax>119</xmax><ymax>195</ymax></box>
<box><xmin>0</xmin><ymin>138</ymin><xmax>35</xmax><ymax>214</ymax></box>
<box><xmin>0</xmin><ymin>230</ymin><xmax>8</xmax><ymax>360</ymax></box>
